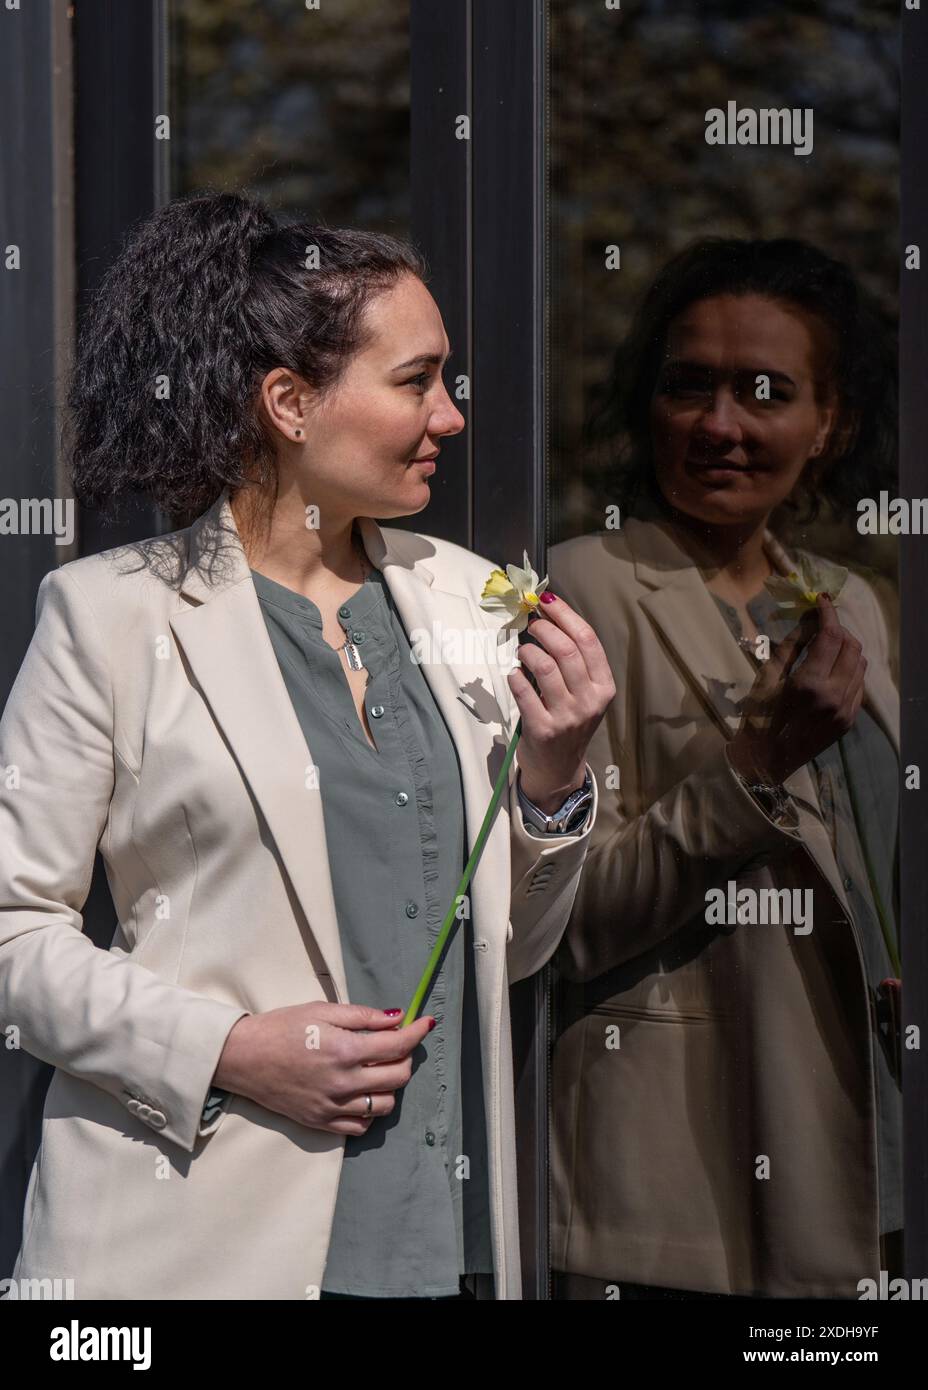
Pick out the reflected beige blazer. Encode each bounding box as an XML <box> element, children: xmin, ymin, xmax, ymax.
<box><xmin>547</xmin><ymin>515</ymin><xmax>899</xmax><ymax>1298</ymax></box>
<box><xmin>0</xmin><ymin>487</ymin><xmax>598</xmax><ymax>1300</ymax></box>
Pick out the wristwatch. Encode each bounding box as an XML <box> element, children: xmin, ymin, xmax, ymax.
<box><xmin>200</xmin><ymin>1085</ymin><xmax>230</xmax><ymax>1127</ymax></box>
<box><xmin>732</xmin><ymin>771</ymin><xmax>797</xmax><ymax>828</ymax></box>
<box><xmin>517</xmin><ymin>768</ymin><xmax>594</xmax><ymax>835</ymax></box>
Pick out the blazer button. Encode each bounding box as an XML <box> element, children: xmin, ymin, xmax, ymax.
<box><xmin>137</xmin><ymin>1103</ymin><xmax>152</xmax><ymax>1119</ymax></box>
<box><xmin>147</xmin><ymin>1110</ymin><xmax>167</xmax><ymax>1129</ymax></box>
<box><xmin>126</xmin><ymin>1098</ymin><xmax>140</xmax><ymax>1114</ymax></box>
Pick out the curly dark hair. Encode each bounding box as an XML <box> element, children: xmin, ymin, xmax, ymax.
<box><xmin>583</xmin><ymin>236</ymin><xmax>897</xmax><ymax>527</ymax></box>
<box><xmin>66</xmin><ymin>190</ymin><xmax>429</xmax><ymax>526</ymax></box>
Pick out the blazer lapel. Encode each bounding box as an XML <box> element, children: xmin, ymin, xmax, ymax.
<box><xmin>169</xmin><ymin>488</ymin><xmax>512</xmax><ymax>1003</ymax></box>
<box><xmin>629</xmin><ymin>514</ymin><xmax>785</xmax><ymax>738</ymax></box>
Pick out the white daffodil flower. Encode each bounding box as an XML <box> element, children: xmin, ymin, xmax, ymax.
<box><xmin>478</xmin><ymin>551</ymin><xmax>549</xmax><ymax>634</ymax></box>
<box><xmin>763</xmin><ymin>554</ymin><xmax>848</xmax><ymax>618</ymax></box>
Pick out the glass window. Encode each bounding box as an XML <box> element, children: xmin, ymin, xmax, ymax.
<box><xmin>547</xmin><ymin>0</ymin><xmax>902</xmax><ymax>1301</ymax></box>
<box><xmin>168</xmin><ymin>0</ymin><xmax>411</xmax><ymax>229</ymax></box>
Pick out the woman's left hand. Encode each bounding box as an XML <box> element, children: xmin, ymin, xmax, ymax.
<box><xmin>507</xmin><ymin>592</ymin><xmax>616</xmax><ymax>814</ymax></box>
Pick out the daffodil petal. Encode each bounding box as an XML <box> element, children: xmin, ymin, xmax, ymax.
<box><xmin>763</xmin><ymin>557</ymin><xmax>848</xmax><ymax>612</ymax></box>
<box><xmin>763</xmin><ymin>575</ymin><xmax>800</xmax><ymax>601</ymax></box>
<box><xmin>481</xmin><ymin>568</ymin><xmax>515</xmax><ymax>600</ymax></box>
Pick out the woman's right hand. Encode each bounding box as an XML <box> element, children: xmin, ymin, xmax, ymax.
<box><xmin>728</xmin><ymin>593</ymin><xmax>868</xmax><ymax>787</ymax></box>
<box><xmin>212</xmin><ymin>1002</ymin><xmax>435</xmax><ymax>1136</ymax></box>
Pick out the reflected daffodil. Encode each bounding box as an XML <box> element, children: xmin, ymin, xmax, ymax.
<box><xmin>763</xmin><ymin>555</ymin><xmax>848</xmax><ymax>618</ymax></box>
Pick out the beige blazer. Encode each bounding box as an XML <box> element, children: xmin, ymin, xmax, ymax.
<box><xmin>0</xmin><ymin>487</ymin><xmax>598</xmax><ymax>1300</ymax></box>
<box><xmin>547</xmin><ymin>515</ymin><xmax>899</xmax><ymax>1298</ymax></box>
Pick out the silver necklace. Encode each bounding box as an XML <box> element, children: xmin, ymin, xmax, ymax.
<box><xmin>337</xmin><ymin>527</ymin><xmax>370</xmax><ymax>672</ymax></box>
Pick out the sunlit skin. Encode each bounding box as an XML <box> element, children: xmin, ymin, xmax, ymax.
<box><xmin>231</xmin><ymin>272</ymin><xmax>614</xmax><ymax>813</ymax></box>
<box><xmin>647</xmin><ymin>292</ymin><xmax>867</xmax><ymax>785</ymax></box>
<box><xmin>233</xmin><ymin>272</ymin><xmax>466</xmax><ymax>583</ymax></box>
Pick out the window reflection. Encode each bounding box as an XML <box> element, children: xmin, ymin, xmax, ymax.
<box><xmin>169</xmin><ymin>0</ymin><xmax>411</xmax><ymax>227</ymax></box>
<box><xmin>547</xmin><ymin>0</ymin><xmax>901</xmax><ymax>1301</ymax></box>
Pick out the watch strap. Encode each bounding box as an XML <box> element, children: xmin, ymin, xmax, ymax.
<box><xmin>732</xmin><ymin>769</ymin><xmax>797</xmax><ymax>828</ymax></box>
<box><xmin>518</xmin><ymin>768</ymin><xmax>593</xmax><ymax>835</ymax></box>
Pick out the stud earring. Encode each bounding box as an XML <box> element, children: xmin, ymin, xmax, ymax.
<box><xmin>294</xmin><ymin>429</ymin><xmax>302</xmax><ymax>438</ymax></box>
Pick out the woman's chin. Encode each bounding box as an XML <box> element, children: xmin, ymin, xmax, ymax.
<box><xmin>670</xmin><ymin>489</ymin><xmax>772</xmax><ymax>529</ymax></box>
<box><xmin>379</xmin><ymin>480</ymin><xmax>431</xmax><ymax>518</ymax></box>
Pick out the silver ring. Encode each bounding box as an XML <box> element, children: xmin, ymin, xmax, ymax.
<box><xmin>363</xmin><ymin>1093</ymin><xmax>372</xmax><ymax>1117</ymax></box>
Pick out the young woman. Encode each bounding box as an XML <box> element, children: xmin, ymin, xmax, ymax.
<box><xmin>0</xmin><ymin>191</ymin><xmax>614</xmax><ymax>1300</ymax></box>
<box><xmin>547</xmin><ymin>237</ymin><xmax>901</xmax><ymax>1299</ymax></box>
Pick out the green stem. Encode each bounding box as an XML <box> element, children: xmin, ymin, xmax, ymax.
<box><xmin>403</xmin><ymin>718</ymin><xmax>522</xmax><ymax>1026</ymax></box>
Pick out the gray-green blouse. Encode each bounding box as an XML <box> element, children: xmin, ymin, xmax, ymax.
<box><xmin>237</xmin><ymin>561</ymin><xmax>497</xmax><ymax>1297</ymax></box>
<box><xmin>711</xmin><ymin>588</ymin><xmax>902</xmax><ymax>1238</ymax></box>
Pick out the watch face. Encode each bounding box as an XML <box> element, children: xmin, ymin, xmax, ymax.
<box><xmin>564</xmin><ymin>795</ymin><xmax>592</xmax><ymax>831</ymax></box>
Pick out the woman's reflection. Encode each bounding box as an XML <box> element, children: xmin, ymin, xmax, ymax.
<box><xmin>548</xmin><ymin>238</ymin><xmax>901</xmax><ymax>1299</ymax></box>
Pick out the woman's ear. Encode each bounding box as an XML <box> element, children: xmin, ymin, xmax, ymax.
<box><xmin>815</xmin><ymin>409</ymin><xmax>859</xmax><ymax>471</ymax></box>
<box><xmin>259</xmin><ymin>367</ymin><xmax>312</xmax><ymax>443</ymax></box>
<box><xmin>809</xmin><ymin>389</ymin><xmax>839</xmax><ymax>459</ymax></box>
<box><xmin>811</xmin><ymin>382</ymin><xmax>863</xmax><ymax>469</ymax></box>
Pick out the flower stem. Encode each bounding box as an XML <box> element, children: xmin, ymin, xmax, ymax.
<box><xmin>403</xmin><ymin>718</ymin><xmax>522</xmax><ymax>1026</ymax></box>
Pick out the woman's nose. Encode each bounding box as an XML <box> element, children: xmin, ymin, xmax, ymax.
<box><xmin>434</xmin><ymin>381</ymin><xmax>467</xmax><ymax>437</ymax></box>
<box><xmin>695</xmin><ymin>390</ymin><xmax>744</xmax><ymax>442</ymax></box>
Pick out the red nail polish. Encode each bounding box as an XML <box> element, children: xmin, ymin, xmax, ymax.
<box><xmin>540</xmin><ymin>591</ymin><xmax>556</xmax><ymax>604</ymax></box>
<box><xmin>383</xmin><ymin>1008</ymin><xmax>402</xmax><ymax>1016</ymax></box>
<box><xmin>427</xmin><ymin>1017</ymin><xmax>437</xmax><ymax>1031</ymax></box>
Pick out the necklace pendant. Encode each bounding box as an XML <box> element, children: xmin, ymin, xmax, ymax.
<box><xmin>342</xmin><ymin>640</ymin><xmax>365</xmax><ymax>671</ymax></box>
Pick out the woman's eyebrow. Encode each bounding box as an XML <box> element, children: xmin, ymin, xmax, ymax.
<box><xmin>735</xmin><ymin>366</ymin><xmax>798</xmax><ymax>388</ymax></box>
<box><xmin>392</xmin><ymin>347</ymin><xmax>454</xmax><ymax>371</ymax></box>
<box><xmin>661</xmin><ymin>358</ymin><xmax>711</xmax><ymax>372</ymax></box>
<box><xmin>662</xmin><ymin>358</ymin><xmax>797</xmax><ymax>388</ymax></box>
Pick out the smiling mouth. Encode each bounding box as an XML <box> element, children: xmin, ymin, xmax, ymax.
<box><xmin>687</xmin><ymin>457</ymin><xmax>758</xmax><ymax>475</ymax></box>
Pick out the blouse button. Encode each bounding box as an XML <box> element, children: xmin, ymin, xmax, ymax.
<box><xmin>395</xmin><ymin>791</ymin><xmax>409</xmax><ymax>807</ymax></box>
<box><xmin>350</xmin><ymin>630</ymin><xmax>366</xmax><ymax>643</ymax></box>
<box><xmin>406</xmin><ymin>901</ymin><xmax>419</xmax><ymax>918</ymax></box>
<box><xmin>338</xmin><ymin>606</ymin><xmax>351</xmax><ymax>619</ymax></box>
<box><xmin>425</xmin><ymin>1131</ymin><xmax>436</xmax><ymax>1146</ymax></box>
<box><xmin>371</xmin><ymin>705</ymin><xmax>385</xmax><ymax>719</ymax></box>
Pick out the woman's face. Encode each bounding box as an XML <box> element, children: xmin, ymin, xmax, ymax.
<box><xmin>265</xmin><ymin>272</ymin><xmax>465</xmax><ymax>521</ymax></box>
<box><xmin>648</xmin><ymin>293</ymin><xmax>838</xmax><ymax>530</ymax></box>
